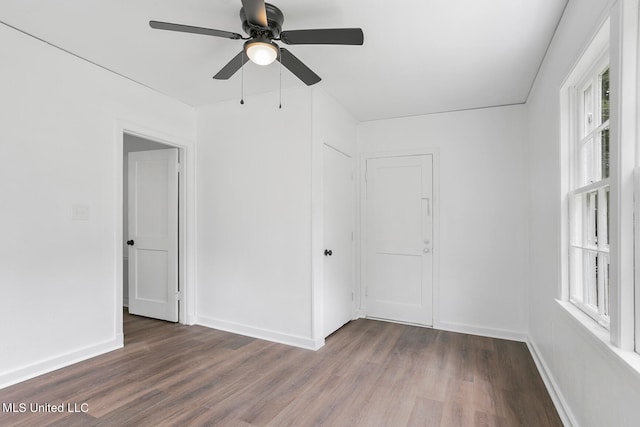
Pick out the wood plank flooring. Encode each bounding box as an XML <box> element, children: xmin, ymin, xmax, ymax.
<box><xmin>0</xmin><ymin>311</ymin><xmax>562</xmax><ymax>426</ymax></box>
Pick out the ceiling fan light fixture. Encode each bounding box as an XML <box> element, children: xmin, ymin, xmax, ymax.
<box><xmin>245</xmin><ymin>39</ymin><xmax>278</xmax><ymax>66</ymax></box>
<box><xmin>150</xmin><ymin>1</ymin><xmax>364</xmax><ymax>86</ymax></box>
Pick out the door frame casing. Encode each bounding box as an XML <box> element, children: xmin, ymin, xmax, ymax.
<box><xmin>357</xmin><ymin>148</ymin><xmax>440</xmax><ymax>327</ymax></box>
<box><xmin>115</xmin><ymin>121</ymin><xmax>196</xmax><ymax>337</ymax></box>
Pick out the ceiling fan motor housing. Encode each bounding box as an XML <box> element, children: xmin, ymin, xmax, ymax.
<box><xmin>240</xmin><ymin>3</ymin><xmax>284</xmax><ymax>38</ymax></box>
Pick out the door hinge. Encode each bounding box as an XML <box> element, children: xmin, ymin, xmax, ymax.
<box><xmin>175</xmin><ymin>291</ymin><xmax>182</xmax><ymax>300</ymax></box>
<box><xmin>351</xmin><ymin>291</ymin><xmax>355</xmax><ymax>301</ymax></box>
<box><xmin>351</xmin><ymin>231</ymin><xmax>354</xmax><ymax>241</ymax></box>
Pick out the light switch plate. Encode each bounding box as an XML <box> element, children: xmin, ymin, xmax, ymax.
<box><xmin>72</xmin><ymin>204</ymin><xmax>90</xmax><ymax>221</ymax></box>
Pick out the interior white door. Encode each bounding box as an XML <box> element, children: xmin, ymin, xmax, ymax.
<box><xmin>323</xmin><ymin>144</ymin><xmax>354</xmax><ymax>337</ymax></box>
<box><xmin>364</xmin><ymin>154</ymin><xmax>433</xmax><ymax>326</ymax></box>
<box><xmin>128</xmin><ymin>148</ymin><xmax>179</xmax><ymax>322</ymax></box>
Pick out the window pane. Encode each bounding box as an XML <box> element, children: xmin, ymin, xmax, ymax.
<box><xmin>571</xmin><ymin>194</ymin><xmax>584</xmax><ymax>246</ymax></box>
<box><xmin>601</xmin><ymin>127</ymin><xmax>609</xmax><ymax>179</ymax></box>
<box><xmin>601</xmin><ymin>253</ymin><xmax>610</xmax><ymax>316</ymax></box>
<box><xmin>571</xmin><ymin>248</ymin><xmax>584</xmax><ymax>302</ymax></box>
<box><xmin>585</xmin><ymin>251</ymin><xmax>598</xmax><ymax>307</ymax></box>
<box><xmin>583</xmin><ymin>84</ymin><xmax>593</xmax><ymax>137</ymax></box>
<box><xmin>586</xmin><ymin>191</ymin><xmax>598</xmax><ymax>247</ymax></box>
<box><xmin>601</xmin><ymin>67</ymin><xmax>610</xmax><ymax>123</ymax></box>
<box><xmin>581</xmin><ymin>137</ymin><xmax>595</xmax><ymax>185</ymax></box>
<box><xmin>604</xmin><ymin>187</ymin><xmax>610</xmax><ymax>247</ymax></box>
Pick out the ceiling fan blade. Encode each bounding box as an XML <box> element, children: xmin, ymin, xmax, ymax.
<box><xmin>241</xmin><ymin>0</ymin><xmax>268</xmax><ymax>28</ymax></box>
<box><xmin>213</xmin><ymin>51</ymin><xmax>246</xmax><ymax>80</ymax></box>
<box><xmin>280</xmin><ymin>28</ymin><xmax>364</xmax><ymax>45</ymax></box>
<box><xmin>277</xmin><ymin>48</ymin><xmax>321</xmax><ymax>86</ymax></box>
<box><xmin>149</xmin><ymin>21</ymin><xmax>243</xmax><ymax>40</ymax></box>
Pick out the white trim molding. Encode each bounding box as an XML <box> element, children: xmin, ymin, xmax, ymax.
<box><xmin>526</xmin><ymin>337</ymin><xmax>578</xmax><ymax>427</ymax></box>
<box><xmin>0</xmin><ymin>336</ymin><xmax>123</xmax><ymax>390</ymax></box>
<box><xmin>115</xmin><ymin>120</ymin><xmax>197</xmax><ymax>327</ymax></box>
<box><xmin>196</xmin><ymin>315</ymin><xmax>323</xmax><ymax>351</ymax></box>
<box><xmin>434</xmin><ymin>320</ymin><xmax>527</xmax><ymax>343</ymax></box>
<box><xmin>608</xmin><ymin>0</ymin><xmax>637</xmax><ymax>350</ymax></box>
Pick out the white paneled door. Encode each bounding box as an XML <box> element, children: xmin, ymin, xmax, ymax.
<box><xmin>364</xmin><ymin>155</ymin><xmax>433</xmax><ymax>326</ymax></box>
<box><xmin>128</xmin><ymin>149</ymin><xmax>179</xmax><ymax>322</ymax></box>
<box><xmin>323</xmin><ymin>144</ymin><xmax>354</xmax><ymax>337</ymax></box>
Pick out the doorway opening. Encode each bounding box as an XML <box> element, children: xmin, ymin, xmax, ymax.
<box><xmin>121</xmin><ymin>131</ymin><xmax>187</xmax><ymax>326</ymax></box>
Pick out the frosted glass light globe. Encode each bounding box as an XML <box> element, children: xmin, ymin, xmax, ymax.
<box><xmin>246</xmin><ymin>41</ymin><xmax>278</xmax><ymax>66</ymax></box>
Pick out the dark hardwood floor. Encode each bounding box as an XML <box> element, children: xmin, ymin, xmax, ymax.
<box><xmin>0</xmin><ymin>311</ymin><xmax>562</xmax><ymax>426</ymax></box>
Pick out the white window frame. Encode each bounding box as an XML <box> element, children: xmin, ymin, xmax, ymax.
<box><xmin>609</xmin><ymin>0</ymin><xmax>638</xmax><ymax>353</ymax></box>
<box><xmin>562</xmin><ymin>3</ymin><xmax>640</xmax><ymax>356</ymax></box>
<box><xmin>567</xmin><ymin>51</ymin><xmax>611</xmax><ymax>327</ymax></box>
<box><xmin>636</xmin><ymin>5</ymin><xmax>640</xmax><ymax>355</ymax></box>
<box><xmin>615</xmin><ymin>0</ymin><xmax>640</xmax><ymax>353</ymax></box>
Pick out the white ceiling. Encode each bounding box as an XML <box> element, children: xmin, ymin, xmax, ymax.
<box><xmin>0</xmin><ymin>0</ymin><xmax>567</xmax><ymax>121</ymax></box>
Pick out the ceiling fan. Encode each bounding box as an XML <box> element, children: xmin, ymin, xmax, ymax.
<box><xmin>149</xmin><ymin>0</ymin><xmax>364</xmax><ymax>86</ymax></box>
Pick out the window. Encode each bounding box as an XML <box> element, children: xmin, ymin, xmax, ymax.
<box><xmin>563</xmin><ymin>11</ymin><xmax>637</xmax><ymax>353</ymax></box>
<box><xmin>562</xmin><ymin>1</ymin><xmax>640</xmax><ymax>360</ymax></box>
<box><xmin>567</xmin><ymin>52</ymin><xmax>611</xmax><ymax>326</ymax></box>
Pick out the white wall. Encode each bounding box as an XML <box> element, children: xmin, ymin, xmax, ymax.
<box><xmin>196</xmin><ymin>87</ymin><xmax>358</xmax><ymax>349</ymax></box>
<box><xmin>0</xmin><ymin>24</ymin><xmax>196</xmax><ymax>388</ymax></box>
<box><xmin>196</xmin><ymin>88</ymin><xmax>317</xmax><ymax>348</ymax></box>
<box><xmin>526</xmin><ymin>0</ymin><xmax>640</xmax><ymax>425</ymax></box>
<box><xmin>357</xmin><ymin>105</ymin><xmax>529</xmax><ymax>340</ymax></box>
<box><xmin>312</xmin><ymin>89</ymin><xmax>357</xmax><ymax>158</ymax></box>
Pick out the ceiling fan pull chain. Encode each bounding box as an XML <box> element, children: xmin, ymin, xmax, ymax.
<box><xmin>279</xmin><ymin>49</ymin><xmax>282</xmax><ymax>109</ymax></box>
<box><xmin>240</xmin><ymin>49</ymin><xmax>245</xmax><ymax>105</ymax></box>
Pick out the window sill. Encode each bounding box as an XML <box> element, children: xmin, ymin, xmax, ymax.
<box><xmin>555</xmin><ymin>299</ymin><xmax>640</xmax><ymax>381</ymax></box>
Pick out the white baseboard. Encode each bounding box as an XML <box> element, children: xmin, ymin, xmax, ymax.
<box><xmin>196</xmin><ymin>315</ymin><xmax>323</xmax><ymax>351</ymax></box>
<box><xmin>186</xmin><ymin>314</ymin><xmax>197</xmax><ymax>326</ymax></box>
<box><xmin>354</xmin><ymin>308</ymin><xmax>367</xmax><ymax>319</ymax></box>
<box><xmin>527</xmin><ymin>338</ymin><xmax>577</xmax><ymax>427</ymax></box>
<box><xmin>434</xmin><ymin>320</ymin><xmax>528</xmax><ymax>342</ymax></box>
<box><xmin>434</xmin><ymin>321</ymin><xmax>575</xmax><ymax>424</ymax></box>
<box><xmin>0</xmin><ymin>335</ymin><xmax>124</xmax><ymax>390</ymax></box>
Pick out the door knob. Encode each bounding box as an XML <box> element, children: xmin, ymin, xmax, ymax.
<box><xmin>423</xmin><ymin>248</ymin><xmax>430</xmax><ymax>253</ymax></box>
<box><xmin>324</xmin><ymin>249</ymin><xmax>333</xmax><ymax>256</ymax></box>
<box><xmin>127</xmin><ymin>240</ymin><xmax>135</xmax><ymax>246</ymax></box>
